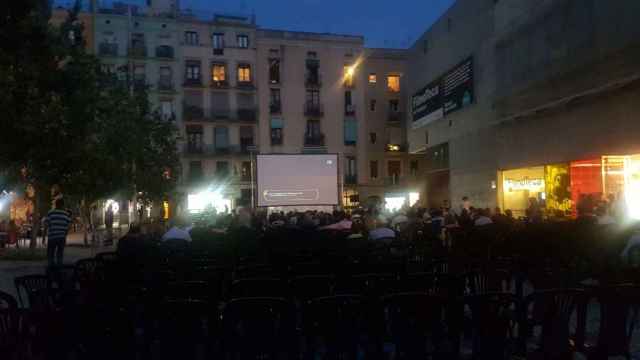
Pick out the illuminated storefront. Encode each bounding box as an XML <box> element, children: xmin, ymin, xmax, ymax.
<box><xmin>499</xmin><ymin>154</ymin><xmax>640</xmax><ymax>219</ymax></box>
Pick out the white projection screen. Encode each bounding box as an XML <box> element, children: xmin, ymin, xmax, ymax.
<box><xmin>257</xmin><ymin>154</ymin><xmax>339</xmax><ymax>207</ymax></box>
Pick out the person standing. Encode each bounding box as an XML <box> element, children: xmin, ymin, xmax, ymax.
<box><xmin>105</xmin><ymin>204</ymin><xmax>114</xmax><ymax>246</ymax></box>
<box><xmin>45</xmin><ymin>198</ymin><xmax>72</xmax><ymax>266</ymax></box>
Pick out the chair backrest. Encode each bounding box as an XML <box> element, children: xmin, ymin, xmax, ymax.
<box><xmin>523</xmin><ymin>289</ymin><xmax>584</xmax><ymax>358</ymax></box>
<box><xmin>0</xmin><ymin>290</ymin><xmax>17</xmax><ymax>310</ymax></box>
<box><xmin>0</xmin><ymin>290</ymin><xmax>19</xmax><ymax>353</ymax></box>
<box><xmin>14</xmin><ymin>274</ymin><xmax>50</xmax><ymax>310</ymax></box>
<box><xmin>395</xmin><ymin>272</ymin><xmax>437</xmax><ymax>293</ymax></box>
<box><xmin>47</xmin><ymin>264</ymin><xmax>77</xmax><ymax>293</ymax></box>
<box><xmin>466</xmin><ymin>292</ymin><xmax>518</xmax><ymax>360</ymax></box>
<box><xmin>465</xmin><ymin>269</ymin><xmax>510</xmax><ymax>295</ymax></box>
<box><xmin>74</xmin><ymin>258</ymin><xmax>105</xmax><ymax>285</ymax></box>
<box><xmin>233</xmin><ymin>264</ymin><xmax>274</xmax><ymax>280</ymax></box>
<box><xmin>383</xmin><ymin>292</ymin><xmax>444</xmax><ymax>337</ymax></box>
<box><xmin>290</xmin><ymin>275</ymin><xmax>334</xmax><ymax>302</ymax></box>
<box><xmin>166</xmin><ymin>280</ymin><xmax>215</xmax><ymax>303</ymax></box>
<box><xmin>334</xmin><ymin>273</ymin><xmax>395</xmax><ymax>298</ymax></box>
<box><xmin>594</xmin><ymin>285</ymin><xmax>640</xmax><ymax>357</ymax></box>
<box><xmin>304</xmin><ymin>295</ymin><xmax>366</xmax><ymax>343</ymax></box>
<box><xmin>230</xmin><ymin>278</ymin><xmax>289</xmax><ymax>299</ymax></box>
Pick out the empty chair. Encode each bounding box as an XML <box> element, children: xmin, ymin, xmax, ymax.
<box><xmin>74</xmin><ymin>258</ymin><xmax>105</xmax><ymax>304</ymax></box>
<box><xmin>166</xmin><ymin>280</ymin><xmax>217</xmax><ymax>303</ymax></box>
<box><xmin>290</xmin><ymin>275</ymin><xmax>334</xmax><ymax>303</ymax></box>
<box><xmin>395</xmin><ymin>272</ymin><xmax>438</xmax><ymax>293</ymax></box>
<box><xmin>291</xmin><ymin>262</ymin><xmax>330</xmax><ymax>277</ymax></box>
<box><xmin>382</xmin><ymin>292</ymin><xmax>446</xmax><ymax>359</ymax></box>
<box><xmin>14</xmin><ymin>274</ymin><xmax>51</xmax><ymax>311</ymax></box>
<box><xmin>520</xmin><ymin>289</ymin><xmax>584</xmax><ymax>359</ymax></box>
<box><xmin>230</xmin><ymin>278</ymin><xmax>290</xmax><ymax>299</ymax></box>
<box><xmin>234</xmin><ymin>263</ymin><xmax>275</xmax><ymax>280</ymax></box>
<box><xmin>466</xmin><ymin>292</ymin><xmax>519</xmax><ymax>360</ymax></box>
<box><xmin>47</xmin><ymin>264</ymin><xmax>77</xmax><ymax>308</ymax></box>
<box><xmin>221</xmin><ymin>297</ymin><xmax>297</xmax><ymax>359</ymax></box>
<box><xmin>303</xmin><ymin>295</ymin><xmax>366</xmax><ymax>359</ymax></box>
<box><xmin>159</xmin><ymin>298</ymin><xmax>212</xmax><ymax>360</ymax></box>
<box><xmin>334</xmin><ymin>273</ymin><xmax>395</xmax><ymax>298</ymax></box>
<box><xmin>464</xmin><ymin>269</ymin><xmax>511</xmax><ymax>295</ymax></box>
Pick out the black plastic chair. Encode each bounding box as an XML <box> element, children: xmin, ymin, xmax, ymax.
<box><xmin>0</xmin><ymin>290</ymin><xmax>20</xmax><ymax>358</ymax></box>
<box><xmin>334</xmin><ymin>273</ymin><xmax>395</xmax><ymax>298</ymax></box>
<box><xmin>519</xmin><ymin>289</ymin><xmax>584</xmax><ymax>359</ymax></box>
<box><xmin>166</xmin><ymin>280</ymin><xmax>216</xmax><ymax>303</ymax></box>
<box><xmin>466</xmin><ymin>292</ymin><xmax>519</xmax><ymax>360</ymax></box>
<box><xmin>234</xmin><ymin>263</ymin><xmax>275</xmax><ymax>280</ymax></box>
<box><xmin>159</xmin><ymin>298</ymin><xmax>212</xmax><ymax>360</ymax></box>
<box><xmin>47</xmin><ymin>264</ymin><xmax>78</xmax><ymax>308</ymax></box>
<box><xmin>221</xmin><ymin>297</ymin><xmax>297</xmax><ymax>359</ymax></box>
<box><xmin>303</xmin><ymin>295</ymin><xmax>366</xmax><ymax>360</ymax></box>
<box><xmin>230</xmin><ymin>278</ymin><xmax>290</xmax><ymax>299</ymax></box>
<box><xmin>382</xmin><ymin>292</ymin><xmax>447</xmax><ymax>359</ymax></box>
<box><xmin>14</xmin><ymin>274</ymin><xmax>51</xmax><ymax>311</ymax></box>
<box><xmin>464</xmin><ymin>269</ymin><xmax>511</xmax><ymax>295</ymax></box>
<box><xmin>290</xmin><ymin>275</ymin><xmax>334</xmax><ymax>303</ymax></box>
<box><xmin>395</xmin><ymin>272</ymin><xmax>438</xmax><ymax>293</ymax></box>
<box><xmin>581</xmin><ymin>285</ymin><xmax>640</xmax><ymax>360</ymax></box>
<box><xmin>74</xmin><ymin>258</ymin><xmax>105</xmax><ymax>305</ymax></box>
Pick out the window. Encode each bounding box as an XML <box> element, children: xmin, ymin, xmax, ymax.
<box><xmin>344</xmin><ymin>117</ymin><xmax>357</xmax><ymax>146</ymax></box>
<box><xmin>306</xmin><ymin>119</ymin><xmax>321</xmax><ymax>137</ymax></box>
<box><xmin>241</xmin><ymin>161</ymin><xmax>251</xmax><ymax>181</ymax></box>
<box><xmin>212</xmin><ymin>33</ymin><xmax>224</xmax><ymax>49</ymax></box>
<box><xmin>345</xmin><ymin>157</ymin><xmax>357</xmax><ymax>184</ymax></box>
<box><xmin>214</xmin><ymin>126</ymin><xmax>229</xmax><ymax>149</ymax></box>
<box><xmin>410</xmin><ymin>160</ymin><xmax>419</xmax><ymax>176</ymax></box>
<box><xmin>270</xmin><ymin>88</ymin><xmax>281</xmax><ymax>113</ymax></box>
<box><xmin>186</xmin><ymin>125</ymin><xmax>203</xmax><ymax>152</ymax></box>
<box><xmin>370</xmin><ymin>161</ymin><xmax>378</xmax><ymax>179</ymax></box>
<box><xmin>370</xmin><ymin>132</ymin><xmax>377</xmax><ymax>144</ymax></box>
<box><xmin>240</xmin><ymin>126</ymin><xmax>254</xmax><ymax>150</ymax></box>
<box><xmin>368</xmin><ymin>73</ymin><xmax>377</xmax><ymax>84</ymax></box>
<box><xmin>101</xmin><ymin>63</ymin><xmax>115</xmax><ymax>74</ymax></box>
<box><xmin>306</xmin><ymin>58</ymin><xmax>320</xmax><ymax>85</ymax></box>
<box><xmin>307</xmin><ymin>51</ymin><xmax>317</xmax><ymax>59</ymax></box>
<box><xmin>270</xmin><ymin>118</ymin><xmax>283</xmax><ymax>145</ymax></box>
<box><xmin>306</xmin><ymin>89</ymin><xmax>320</xmax><ymax>106</ymax></box>
<box><xmin>370</xmin><ymin>99</ymin><xmax>377</xmax><ymax>112</ymax></box>
<box><xmin>388</xmin><ymin>160</ymin><xmax>401</xmax><ymax>178</ymax></box>
<box><xmin>188</xmin><ymin>161</ymin><xmax>203</xmax><ymax>181</ymax></box>
<box><xmin>211</xmin><ymin>92</ymin><xmax>230</xmax><ymax>118</ymax></box>
<box><xmin>387</xmin><ymin>75</ymin><xmax>400</xmax><ymax>92</ymax></box>
<box><xmin>425</xmin><ymin>130</ymin><xmax>429</xmax><ymax>145</ymax></box>
<box><xmin>237</xmin><ymin>64</ymin><xmax>251</xmax><ymax>83</ymax></box>
<box><xmin>343</xmin><ymin>65</ymin><xmax>354</xmax><ymax>87</ymax></box>
<box><xmin>160</xmin><ymin>101</ymin><xmax>173</xmax><ymax>120</ymax></box>
<box><xmin>185</xmin><ymin>61</ymin><xmax>201</xmax><ymax>81</ymax></box>
<box><xmin>184</xmin><ymin>31</ymin><xmax>198</xmax><ymax>45</ymax></box>
<box><xmin>269</xmin><ymin>58</ymin><xmax>280</xmax><ymax>84</ymax></box>
<box><xmin>237</xmin><ymin>34</ymin><xmax>249</xmax><ymax>48</ymax></box>
<box><xmin>216</xmin><ymin>161</ymin><xmax>230</xmax><ymax>178</ymax></box>
<box><xmin>133</xmin><ymin>65</ymin><xmax>145</xmax><ymax>85</ymax></box>
<box><xmin>345</xmin><ymin>91</ymin><xmax>353</xmax><ymax>114</ymax></box>
<box><xmin>389</xmin><ymin>99</ymin><xmax>400</xmax><ymax>112</ymax></box>
<box><xmin>211</xmin><ymin>63</ymin><xmax>226</xmax><ymax>82</ymax></box>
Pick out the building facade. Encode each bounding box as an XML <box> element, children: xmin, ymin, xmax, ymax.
<box><xmin>407</xmin><ymin>0</ymin><xmax>640</xmax><ymax>217</ymax></box>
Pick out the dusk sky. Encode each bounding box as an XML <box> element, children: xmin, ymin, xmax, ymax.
<box><xmin>182</xmin><ymin>0</ymin><xmax>456</xmax><ymax>48</ymax></box>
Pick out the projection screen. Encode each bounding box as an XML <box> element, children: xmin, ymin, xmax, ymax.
<box><xmin>256</xmin><ymin>154</ymin><xmax>339</xmax><ymax>207</ymax></box>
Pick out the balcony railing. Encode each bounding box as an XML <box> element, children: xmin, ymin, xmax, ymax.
<box><xmin>157</xmin><ymin>79</ymin><xmax>174</xmax><ymax>91</ymax></box>
<box><xmin>345</xmin><ymin>104</ymin><xmax>356</xmax><ymax>115</ymax></box>
<box><xmin>270</xmin><ymin>102</ymin><xmax>281</xmax><ymax>114</ymax></box>
<box><xmin>388</xmin><ymin>111</ymin><xmax>404</xmax><ymax>123</ymax></box>
<box><xmin>304</xmin><ymin>103</ymin><xmax>324</xmax><ymax>117</ymax></box>
<box><xmin>304</xmin><ymin>133</ymin><xmax>325</xmax><ymax>146</ymax></box>
<box><xmin>183</xmin><ymin>104</ymin><xmax>205</xmax><ymax>121</ymax></box>
<box><xmin>211</xmin><ymin>108</ymin><xmax>231</xmax><ymax>120</ymax></box>
<box><xmin>183</xmin><ymin>144</ymin><xmax>259</xmax><ymax>156</ymax></box>
<box><xmin>183</xmin><ymin>78</ymin><xmax>203</xmax><ymax>87</ymax></box>
<box><xmin>344</xmin><ymin>174</ymin><xmax>358</xmax><ymax>185</ymax></box>
<box><xmin>305</xmin><ymin>74</ymin><xmax>321</xmax><ymax>87</ymax></box>
<box><xmin>155</xmin><ymin>45</ymin><xmax>174</xmax><ymax>59</ymax></box>
<box><xmin>98</xmin><ymin>43</ymin><xmax>118</xmax><ymax>57</ymax></box>
<box><xmin>128</xmin><ymin>45</ymin><xmax>147</xmax><ymax>57</ymax></box>
<box><xmin>237</xmin><ymin>108</ymin><xmax>257</xmax><ymax>122</ymax></box>
<box><xmin>236</xmin><ymin>81</ymin><xmax>255</xmax><ymax>90</ymax></box>
<box><xmin>210</xmin><ymin>80</ymin><xmax>230</xmax><ymax>89</ymax></box>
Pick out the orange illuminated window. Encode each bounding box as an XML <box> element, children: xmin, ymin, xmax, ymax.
<box><xmin>238</xmin><ymin>64</ymin><xmax>251</xmax><ymax>83</ymax></box>
<box><xmin>387</xmin><ymin>75</ymin><xmax>400</xmax><ymax>92</ymax></box>
<box><xmin>211</xmin><ymin>63</ymin><xmax>225</xmax><ymax>82</ymax></box>
<box><xmin>369</xmin><ymin>73</ymin><xmax>377</xmax><ymax>83</ymax></box>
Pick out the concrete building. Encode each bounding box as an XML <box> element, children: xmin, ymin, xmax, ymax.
<box><xmin>407</xmin><ymin>0</ymin><xmax>640</xmax><ymax>218</ymax></box>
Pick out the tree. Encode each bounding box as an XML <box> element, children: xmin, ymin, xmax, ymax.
<box><xmin>0</xmin><ymin>1</ymin><xmax>180</xmax><ymax>247</ymax></box>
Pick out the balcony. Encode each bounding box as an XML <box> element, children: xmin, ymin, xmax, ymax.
<box><xmin>344</xmin><ymin>174</ymin><xmax>358</xmax><ymax>185</ymax></box>
<box><xmin>155</xmin><ymin>45</ymin><xmax>174</xmax><ymax>59</ymax></box>
<box><xmin>304</xmin><ymin>103</ymin><xmax>324</xmax><ymax>117</ymax></box>
<box><xmin>388</xmin><ymin>111</ymin><xmax>404</xmax><ymax>124</ymax></box>
<box><xmin>305</xmin><ymin>74</ymin><xmax>322</xmax><ymax>88</ymax></box>
<box><xmin>98</xmin><ymin>43</ymin><xmax>118</xmax><ymax>57</ymax></box>
<box><xmin>183</xmin><ymin>104</ymin><xmax>205</xmax><ymax>121</ymax></box>
<box><xmin>183</xmin><ymin>78</ymin><xmax>203</xmax><ymax>88</ymax></box>
<box><xmin>211</xmin><ymin>108</ymin><xmax>231</xmax><ymax>120</ymax></box>
<box><xmin>157</xmin><ymin>78</ymin><xmax>174</xmax><ymax>92</ymax></box>
<box><xmin>304</xmin><ymin>133</ymin><xmax>325</xmax><ymax>146</ymax></box>
<box><xmin>236</xmin><ymin>81</ymin><xmax>255</xmax><ymax>90</ymax></box>
<box><xmin>210</xmin><ymin>80</ymin><xmax>230</xmax><ymax>89</ymax></box>
<box><xmin>345</xmin><ymin>104</ymin><xmax>356</xmax><ymax>115</ymax></box>
<box><xmin>128</xmin><ymin>45</ymin><xmax>147</xmax><ymax>58</ymax></box>
<box><xmin>270</xmin><ymin>102</ymin><xmax>281</xmax><ymax>114</ymax></box>
<box><xmin>237</xmin><ymin>108</ymin><xmax>257</xmax><ymax>122</ymax></box>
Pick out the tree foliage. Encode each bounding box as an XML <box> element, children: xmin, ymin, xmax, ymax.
<box><xmin>0</xmin><ymin>1</ymin><xmax>179</xmax><ymax>215</ymax></box>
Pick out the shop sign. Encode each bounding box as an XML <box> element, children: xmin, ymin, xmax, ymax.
<box><xmin>412</xmin><ymin>56</ymin><xmax>474</xmax><ymax>129</ymax></box>
<box><xmin>504</xmin><ymin>177</ymin><xmax>545</xmax><ymax>191</ymax></box>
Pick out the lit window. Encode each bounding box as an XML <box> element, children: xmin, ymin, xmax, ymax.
<box><xmin>369</xmin><ymin>73</ymin><xmax>377</xmax><ymax>84</ymax></box>
<box><xmin>238</xmin><ymin>64</ymin><xmax>251</xmax><ymax>83</ymax></box>
<box><xmin>387</xmin><ymin>75</ymin><xmax>400</xmax><ymax>92</ymax></box>
<box><xmin>211</xmin><ymin>63</ymin><xmax>226</xmax><ymax>82</ymax></box>
<box><xmin>237</xmin><ymin>34</ymin><xmax>249</xmax><ymax>48</ymax></box>
<box><xmin>343</xmin><ymin>65</ymin><xmax>354</xmax><ymax>87</ymax></box>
